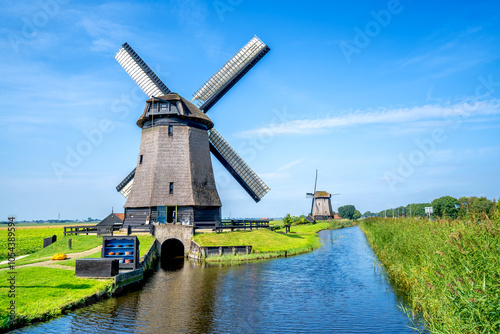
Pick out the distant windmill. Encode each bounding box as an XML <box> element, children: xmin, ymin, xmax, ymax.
<box><xmin>114</xmin><ymin>36</ymin><xmax>271</xmax><ymax>229</ymax></box>
<box><xmin>306</xmin><ymin>170</ymin><xmax>335</xmax><ymax>220</ymax></box>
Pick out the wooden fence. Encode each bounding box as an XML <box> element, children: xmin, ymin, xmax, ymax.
<box><xmin>64</xmin><ymin>225</ymin><xmax>115</xmax><ymax>236</ymax></box>
<box><xmin>215</xmin><ymin>220</ymin><xmax>269</xmax><ymax>232</ymax></box>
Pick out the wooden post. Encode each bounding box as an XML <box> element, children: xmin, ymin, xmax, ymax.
<box><xmin>219</xmin><ymin>246</ymin><xmax>223</xmax><ymax>256</ymax></box>
<box><xmin>68</xmin><ymin>239</ymin><xmax>72</xmax><ymax>250</ymax></box>
<box><xmin>232</xmin><ymin>247</ymin><xmax>236</xmax><ymax>256</ymax></box>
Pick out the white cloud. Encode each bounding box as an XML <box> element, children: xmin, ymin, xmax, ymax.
<box><xmin>238</xmin><ymin>99</ymin><xmax>500</xmax><ymax>138</ymax></box>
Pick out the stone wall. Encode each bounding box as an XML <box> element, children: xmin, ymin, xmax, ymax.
<box><xmin>188</xmin><ymin>240</ymin><xmax>252</xmax><ymax>259</ymax></box>
<box><xmin>140</xmin><ymin>238</ymin><xmax>160</xmax><ymax>274</ymax></box>
<box><xmin>154</xmin><ymin>224</ymin><xmax>194</xmax><ymax>256</ymax></box>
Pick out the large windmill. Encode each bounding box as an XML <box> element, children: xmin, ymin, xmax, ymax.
<box><xmin>114</xmin><ymin>36</ymin><xmax>271</xmax><ymax>228</ymax></box>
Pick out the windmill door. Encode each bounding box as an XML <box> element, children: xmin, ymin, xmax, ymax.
<box><xmin>167</xmin><ymin>207</ymin><xmax>175</xmax><ymax>223</ymax></box>
<box><xmin>157</xmin><ymin>206</ymin><xmax>166</xmax><ymax>224</ymax></box>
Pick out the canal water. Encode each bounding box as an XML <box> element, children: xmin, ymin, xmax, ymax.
<box><xmin>16</xmin><ymin>226</ymin><xmax>423</xmax><ymax>333</ymax></box>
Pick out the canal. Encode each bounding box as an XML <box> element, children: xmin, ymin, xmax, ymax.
<box><xmin>17</xmin><ymin>226</ymin><xmax>423</xmax><ymax>333</ymax></box>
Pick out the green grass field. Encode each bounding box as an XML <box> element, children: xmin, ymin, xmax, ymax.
<box><xmin>0</xmin><ymin>235</ymin><xmax>104</xmax><ymax>269</ymax></box>
<box><xmin>0</xmin><ymin>266</ymin><xmax>113</xmax><ymax>331</ymax></box>
<box><xmin>0</xmin><ymin>232</ymin><xmax>156</xmax><ymax>331</ymax></box>
<box><xmin>194</xmin><ymin>220</ymin><xmax>353</xmax><ymax>261</ymax></box>
<box><xmin>360</xmin><ymin>217</ymin><xmax>500</xmax><ymax>333</ymax></box>
<box><xmin>0</xmin><ymin>227</ymin><xmax>66</xmax><ymax>261</ymax></box>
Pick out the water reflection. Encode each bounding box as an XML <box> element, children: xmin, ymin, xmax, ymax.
<box><xmin>16</xmin><ymin>226</ymin><xmax>425</xmax><ymax>333</ymax></box>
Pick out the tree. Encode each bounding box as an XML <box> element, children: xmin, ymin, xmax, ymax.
<box><xmin>338</xmin><ymin>205</ymin><xmax>356</xmax><ymax>219</ymax></box>
<box><xmin>353</xmin><ymin>210</ymin><xmax>362</xmax><ymax>220</ymax></box>
<box><xmin>432</xmin><ymin>196</ymin><xmax>459</xmax><ymax>219</ymax></box>
<box><xmin>470</xmin><ymin>197</ymin><xmax>493</xmax><ymax>216</ymax></box>
<box><xmin>405</xmin><ymin>203</ymin><xmax>431</xmax><ymax>217</ymax></box>
<box><xmin>363</xmin><ymin>211</ymin><xmax>374</xmax><ymax>218</ymax></box>
<box><xmin>283</xmin><ymin>213</ymin><xmax>292</xmax><ymax>226</ymax></box>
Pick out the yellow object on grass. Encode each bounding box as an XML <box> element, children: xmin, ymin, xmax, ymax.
<box><xmin>51</xmin><ymin>253</ymin><xmax>67</xmax><ymax>260</ymax></box>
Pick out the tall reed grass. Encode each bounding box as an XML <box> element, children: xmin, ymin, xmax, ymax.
<box><xmin>360</xmin><ymin>217</ymin><xmax>500</xmax><ymax>333</ymax></box>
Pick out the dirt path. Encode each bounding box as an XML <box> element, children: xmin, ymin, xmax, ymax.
<box><xmin>0</xmin><ymin>245</ymin><xmax>102</xmax><ymax>271</ymax></box>
<box><xmin>0</xmin><ymin>254</ymin><xmax>29</xmax><ymax>264</ymax></box>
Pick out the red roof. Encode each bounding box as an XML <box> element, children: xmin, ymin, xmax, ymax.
<box><xmin>115</xmin><ymin>213</ymin><xmax>125</xmax><ymax>221</ymax></box>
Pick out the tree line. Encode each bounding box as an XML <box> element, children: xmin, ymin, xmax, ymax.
<box><xmin>370</xmin><ymin>195</ymin><xmax>498</xmax><ymax>220</ymax></box>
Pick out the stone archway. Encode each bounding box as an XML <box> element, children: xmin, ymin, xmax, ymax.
<box><xmin>154</xmin><ymin>224</ymin><xmax>193</xmax><ymax>257</ymax></box>
<box><xmin>161</xmin><ymin>238</ymin><xmax>185</xmax><ymax>260</ymax></box>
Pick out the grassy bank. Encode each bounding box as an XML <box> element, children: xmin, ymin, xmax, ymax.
<box><xmin>194</xmin><ymin>219</ymin><xmax>353</xmax><ymax>262</ymax></box>
<box><xmin>0</xmin><ymin>231</ymin><xmax>156</xmax><ymax>332</ymax></box>
<box><xmin>0</xmin><ymin>235</ymin><xmax>103</xmax><ymax>269</ymax></box>
<box><xmin>0</xmin><ymin>266</ymin><xmax>113</xmax><ymax>332</ymax></box>
<box><xmin>360</xmin><ymin>217</ymin><xmax>500</xmax><ymax>333</ymax></box>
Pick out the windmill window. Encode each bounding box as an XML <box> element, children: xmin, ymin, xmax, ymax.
<box><xmin>159</xmin><ymin>103</ymin><xmax>169</xmax><ymax>112</ymax></box>
<box><xmin>139</xmin><ymin>155</ymin><xmax>143</xmax><ymax>164</ymax></box>
<box><xmin>168</xmin><ymin>125</ymin><xmax>173</xmax><ymax>136</ymax></box>
<box><xmin>169</xmin><ymin>182</ymin><xmax>174</xmax><ymax>194</ymax></box>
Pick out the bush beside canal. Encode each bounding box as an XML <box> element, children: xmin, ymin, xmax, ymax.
<box><xmin>193</xmin><ymin>219</ymin><xmax>354</xmax><ymax>262</ymax></box>
<box><xmin>360</xmin><ymin>217</ymin><xmax>500</xmax><ymax>333</ymax></box>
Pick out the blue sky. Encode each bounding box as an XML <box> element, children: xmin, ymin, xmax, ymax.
<box><xmin>1</xmin><ymin>0</ymin><xmax>499</xmax><ymax>220</ymax></box>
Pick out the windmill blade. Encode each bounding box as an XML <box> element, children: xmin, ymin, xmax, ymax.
<box><xmin>192</xmin><ymin>36</ymin><xmax>270</xmax><ymax>113</ymax></box>
<box><xmin>208</xmin><ymin>129</ymin><xmax>270</xmax><ymax>202</ymax></box>
<box><xmin>115</xmin><ymin>43</ymin><xmax>171</xmax><ymax>97</ymax></box>
<box><xmin>116</xmin><ymin>168</ymin><xmax>136</xmax><ymax>198</ymax></box>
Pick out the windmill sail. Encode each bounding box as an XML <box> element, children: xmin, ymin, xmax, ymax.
<box><xmin>114</xmin><ymin>41</ymin><xmax>271</xmax><ymax>203</ymax></box>
<box><xmin>208</xmin><ymin>129</ymin><xmax>270</xmax><ymax>202</ymax></box>
<box><xmin>115</xmin><ymin>43</ymin><xmax>171</xmax><ymax>97</ymax></box>
<box><xmin>116</xmin><ymin>168</ymin><xmax>136</xmax><ymax>198</ymax></box>
<box><xmin>192</xmin><ymin>36</ymin><xmax>270</xmax><ymax>113</ymax></box>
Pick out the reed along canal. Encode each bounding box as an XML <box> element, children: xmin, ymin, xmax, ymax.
<box><xmin>17</xmin><ymin>226</ymin><xmax>423</xmax><ymax>333</ymax></box>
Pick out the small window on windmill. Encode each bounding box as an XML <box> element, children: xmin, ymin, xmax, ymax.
<box><xmin>159</xmin><ymin>102</ymin><xmax>169</xmax><ymax>113</ymax></box>
<box><xmin>168</xmin><ymin>125</ymin><xmax>173</xmax><ymax>136</ymax></box>
<box><xmin>169</xmin><ymin>182</ymin><xmax>174</xmax><ymax>194</ymax></box>
<box><xmin>139</xmin><ymin>155</ymin><xmax>143</xmax><ymax>164</ymax></box>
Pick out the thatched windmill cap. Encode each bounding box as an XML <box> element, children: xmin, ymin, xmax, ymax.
<box><xmin>137</xmin><ymin>93</ymin><xmax>214</xmax><ymax>129</ymax></box>
<box><xmin>314</xmin><ymin>191</ymin><xmax>331</xmax><ymax>198</ymax></box>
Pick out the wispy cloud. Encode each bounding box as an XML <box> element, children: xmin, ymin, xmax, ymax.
<box><xmin>238</xmin><ymin>99</ymin><xmax>500</xmax><ymax>137</ymax></box>
<box><xmin>79</xmin><ymin>17</ymin><xmax>132</xmax><ymax>52</ymax></box>
<box><xmin>394</xmin><ymin>25</ymin><xmax>500</xmax><ymax>77</ymax></box>
<box><xmin>277</xmin><ymin>159</ymin><xmax>305</xmax><ymax>172</ymax></box>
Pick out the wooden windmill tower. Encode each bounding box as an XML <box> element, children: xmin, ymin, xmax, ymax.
<box><xmin>114</xmin><ymin>36</ymin><xmax>271</xmax><ymax>229</ymax></box>
<box><xmin>306</xmin><ymin>170</ymin><xmax>335</xmax><ymax>220</ymax></box>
